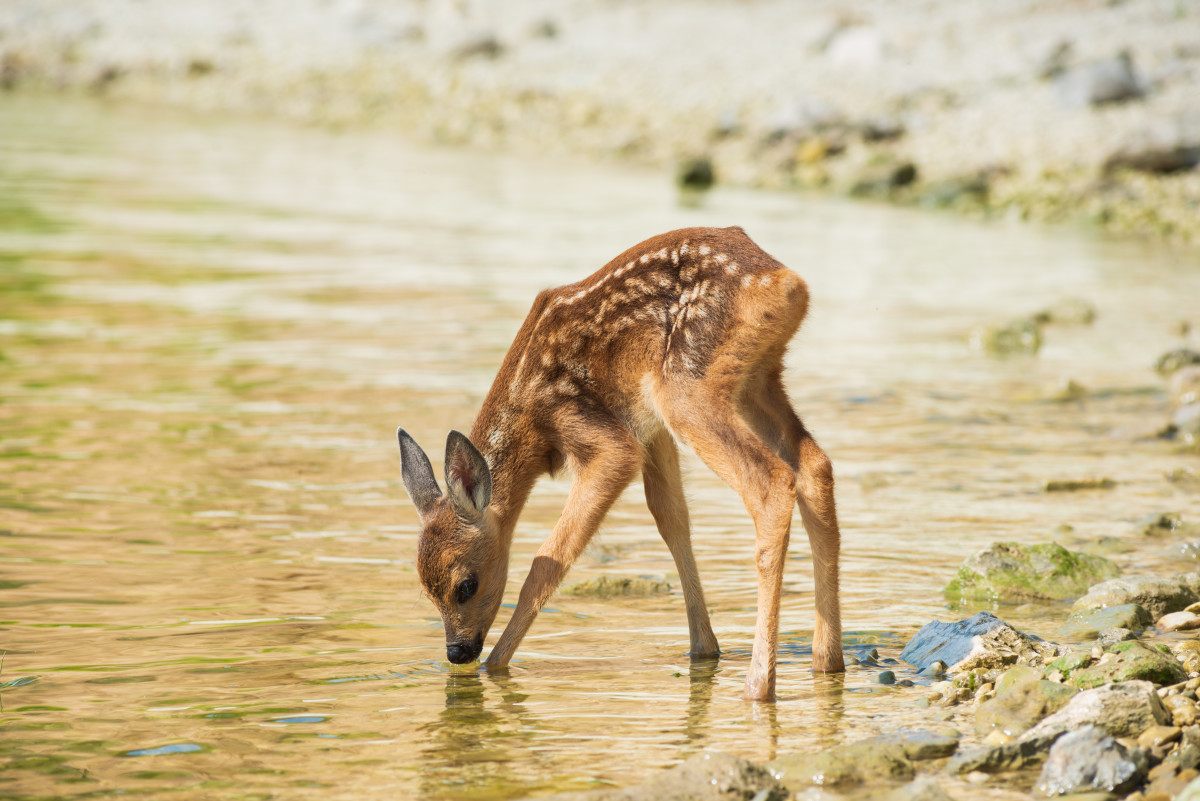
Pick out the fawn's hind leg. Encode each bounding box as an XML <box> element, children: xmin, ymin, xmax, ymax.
<box><xmin>659</xmin><ymin>383</ymin><xmax>797</xmax><ymax>702</ymax></box>
<box><xmin>740</xmin><ymin>369</ymin><xmax>844</xmax><ymax>674</ymax></box>
<box><xmin>643</xmin><ymin>429</ymin><xmax>720</xmax><ymax>658</ymax></box>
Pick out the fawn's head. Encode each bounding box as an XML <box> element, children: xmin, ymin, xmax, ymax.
<box><xmin>397</xmin><ymin>428</ymin><xmax>507</xmax><ymax>665</ymax></box>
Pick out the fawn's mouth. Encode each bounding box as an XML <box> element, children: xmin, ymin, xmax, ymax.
<box><xmin>446</xmin><ymin>636</ymin><xmax>483</xmax><ymax>664</ymax></box>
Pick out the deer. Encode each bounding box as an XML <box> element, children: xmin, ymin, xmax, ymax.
<box><xmin>396</xmin><ymin>226</ymin><xmax>843</xmax><ymax>701</ymax></box>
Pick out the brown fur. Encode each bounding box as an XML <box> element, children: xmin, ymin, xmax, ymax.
<box><xmin>398</xmin><ymin>226</ymin><xmax>844</xmax><ymax>701</ymax></box>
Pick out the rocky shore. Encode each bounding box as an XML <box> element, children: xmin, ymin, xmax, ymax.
<box><xmin>532</xmin><ymin>522</ymin><xmax>1200</xmax><ymax>801</ymax></box>
<box><xmin>2</xmin><ymin>0</ymin><xmax>1198</xmax><ymax>243</ymax></box>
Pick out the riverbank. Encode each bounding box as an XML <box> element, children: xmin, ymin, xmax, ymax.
<box><xmin>2</xmin><ymin>0</ymin><xmax>1198</xmax><ymax>243</ymax></box>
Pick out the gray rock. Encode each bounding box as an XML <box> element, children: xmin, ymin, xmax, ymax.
<box><xmin>1035</xmin><ymin>725</ymin><xmax>1148</xmax><ymax>796</ymax></box>
<box><xmin>879</xmin><ymin>670</ymin><xmax>896</xmax><ymax>684</ymax></box>
<box><xmin>1054</xmin><ymin>52</ymin><xmax>1142</xmax><ymax>108</ymax></box>
<box><xmin>1139</xmin><ymin>512</ymin><xmax>1197</xmax><ymax>537</ymax></box>
<box><xmin>945</xmin><ymin>541</ymin><xmax>1118</xmax><ymax>603</ymax></box>
<box><xmin>900</xmin><ymin>611</ymin><xmax>1063</xmax><ymax>673</ymax></box>
<box><xmin>535</xmin><ymin>752</ymin><xmax>785</xmax><ymax>800</ymax></box>
<box><xmin>1072</xmin><ymin>576</ymin><xmax>1199</xmax><ymax>620</ymax></box>
<box><xmin>949</xmin><ymin>681</ymin><xmax>1167</xmax><ymax>775</ymax></box>
<box><xmin>1060</xmin><ymin>603</ymin><xmax>1151</xmax><ymax>640</ymax></box>
<box><xmin>1097</xmin><ymin>627</ymin><xmax>1136</xmax><ymax>648</ymax></box>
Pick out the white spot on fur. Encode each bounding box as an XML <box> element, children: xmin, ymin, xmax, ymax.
<box><xmin>680</xmin><ymin>242</ymin><xmax>690</xmax><ymax>256</ymax></box>
<box><xmin>759</xmin><ymin>275</ymin><xmax>772</xmax><ymax>287</ymax></box>
<box><xmin>640</xmin><ymin>253</ymin><xmax>651</xmax><ymax>264</ymax></box>
<box><xmin>725</xmin><ymin>262</ymin><xmax>740</xmax><ymax>275</ymax></box>
<box><xmin>698</xmin><ymin>245</ymin><xmax>711</xmax><ymax>257</ymax></box>
<box><xmin>541</xmin><ymin>351</ymin><xmax>554</xmax><ymax>367</ymax></box>
<box><xmin>714</xmin><ymin>253</ymin><xmax>728</xmax><ymax>264</ymax></box>
<box><xmin>671</xmin><ymin>250</ymin><xmax>679</xmax><ymax>266</ymax></box>
<box><xmin>556</xmin><ymin>378</ymin><xmax>579</xmax><ymax>396</ymax></box>
<box><xmin>742</xmin><ymin>274</ymin><xmax>754</xmax><ymax>288</ymax></box>
<box><xmin>655</xmin><ymin>248</ymin><xmax>669</xmax><ymax>260</ymax></box>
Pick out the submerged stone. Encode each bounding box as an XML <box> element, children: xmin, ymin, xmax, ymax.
<box><xmin>768</xmin><ymin>737</ymin><xmax>914</xmax><ymax>788</ymax></box>
<box><xmin>1072</xmin><ymin>576</ymin><xmax>1199</xmax><ymax>620</ymax></box>
<box><xmin>535</xmin><ymin>751</ymin><xmax>786</xmax><ymax>800</ymax></box>
<box><xmin>944</xmin><ymin>541</ymin><xmax>1119</xmax><ymax>603</ymax></box>
<box><xmin>559</xmin><ymin>576</ymin><xmax>671</xmax><ymax>599</ymax></box>
<box><xmin>900</xmin><ymin>611</ymin><xmax>1062</xmax><ymax>673</ymax></box>
<box><xmin>1060</xmin><ymin>603</ymin><xmax>1151</xmax><ymax>640</ymax></box>
<box><xmin>971</xmin><ymin>318</ymin><xmax>1042</xmax><ymax>356</ymax></box>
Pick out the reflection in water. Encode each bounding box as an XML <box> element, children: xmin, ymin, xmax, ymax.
<box><xmin>419</xmin><ymin>670</ymin><xmax>533</xmax><ymax>800</ymax></box>
<box><xmin>2</xmin><ymin>96</ymin><xmax>1200</xmax><ymax>800</ymax></box>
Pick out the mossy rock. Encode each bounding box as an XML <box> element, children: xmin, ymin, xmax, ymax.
<box><xmin>945</xmin><ymin>542</ymin><xmax>1119</xmax><ymax>603</ymax></box>
<box><xmin>559</xmin><ymin>576</ymin><xmax>671</xmax><ymax>599</ymax></box>
<box><xmin>976</xmin><ymin>665</ymin><xmax>1078</xmax><ymax>738</ymax></box>
<box><xmin>1060</xmin><ymin>641</ymin><xmax>1186</xmax><ymax>690</ymax></box>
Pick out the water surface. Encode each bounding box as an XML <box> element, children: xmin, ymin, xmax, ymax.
<box><xmin>2</xmin><ymin>96</ymin><xmax>1199</xmax><ymax>800</ymax></box>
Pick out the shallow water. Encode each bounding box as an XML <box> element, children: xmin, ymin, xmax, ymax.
<box><xmin>1</xmin><ymin>95</ymin><xmax>1199</xmax><ymax>800</ymax></box>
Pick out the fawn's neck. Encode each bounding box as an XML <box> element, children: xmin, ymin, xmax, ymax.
<box><xmin>470</xmin><ymin>407</ymin><xmax>544</xmax><ymax>550</ymax></box>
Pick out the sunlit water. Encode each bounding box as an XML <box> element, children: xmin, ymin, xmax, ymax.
<box><xmin>2</xmin><ymin>95</ymin><xmax>1199</xmax><ymax>800</ymax></box>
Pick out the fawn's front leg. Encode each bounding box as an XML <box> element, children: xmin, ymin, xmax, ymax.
<box><xmin>485</xmin><ymin>435</ymin><xmax>640</xmax><ymax>670</ymax></box>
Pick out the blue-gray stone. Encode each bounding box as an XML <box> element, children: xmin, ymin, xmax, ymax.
<box><xmin>900</xmin><ymin>611</ymin><xmax>1003</xmax><ymax>670</ymax></box>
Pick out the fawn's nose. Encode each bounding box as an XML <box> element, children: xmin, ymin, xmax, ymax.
<box><xmin>446</xmin><ymin>640</ymin><xmax>481</xmax><ymax>664</ymax></box>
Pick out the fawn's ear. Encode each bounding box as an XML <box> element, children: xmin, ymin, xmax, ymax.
<box><xmin>444</xmin><ymin>430</ymin><xmax>492</xmax><ymax>520</ymax></box>
<box><xmin>397</xmin><ymin>428</ymin><xmax>442</xmax><ymax>519</ymax></box>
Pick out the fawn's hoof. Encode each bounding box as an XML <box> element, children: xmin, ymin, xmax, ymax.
<box><xmin>743</xmin><ymin>672</ymin><xmax>776</xmax><ymax>702</ymax></box>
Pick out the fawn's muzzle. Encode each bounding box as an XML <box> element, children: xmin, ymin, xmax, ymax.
<box><xmin>446</xmin><ymin>637</ymin><xmax>482</xmax><ymax>664</ymax></box>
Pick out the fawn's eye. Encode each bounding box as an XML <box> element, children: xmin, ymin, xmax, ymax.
<box><xmin>456</xmin><ymin>576</ymin><xmax>478</xmax><ymax>604</ymax></box>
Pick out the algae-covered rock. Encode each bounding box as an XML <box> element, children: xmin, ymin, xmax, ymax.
<box><xmin>1045</xmin><ymin>478</ymin><xmax>1117</xmax><ymax>492</ymax></box>
<box><xmin>945</xmin><ymin>541</ymin><xmax>1119</xmax><ymax>603</ymax></box>
<box><xmin>1072</xmin><ymin>576</ymin><xmax>1199</xmax><ymax>620</ymax></box>
<box><xmin>900</xmin><ymin>611</ymin><xmax>1063</xmax><ymax>672</ymax></box>
<box><xmin>971</xmin><ymin>318</ymin><xmax>1042</xmax><ymax>356</ymax></box>
<box><xmin>559</xmin><ymin>576</ymin><xmax>671</xmax><ymax>598</ymax></box>
<box><xmin>767</xmin><ymin>738</ymin><xmax>914</xmax><ymax>788</ymax></box>
<box><xmin>1060</xmin><ymin>603</ymin><xmax>1152</xmax><ymax>640</ymax></box>
<box><xmin>1058</xmin><ymin>641</ymin><xmax>1186</xmax><ymax>690</ymax></box>
<box><xmin>1156</xmin><ymin>348</ymin><xmax>1200</xmax><ymax>377</ymax></box>
<box><xmin>974</xmin><ymin>665</ymin><xmax>1078</xmax><ymax>738</ymax></box>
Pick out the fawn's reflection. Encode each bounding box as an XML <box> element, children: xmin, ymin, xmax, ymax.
<box><xmin>418</xmin><ymin>669</ymin><xmax>534</xmax><ymax>798</ymax></box>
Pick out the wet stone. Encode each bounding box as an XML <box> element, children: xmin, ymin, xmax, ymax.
<box><xmin>878</xmin><ymin>670</ymin><xmax>896</xmax><ymax>684</ymax></box>
<box><xmin>768</xmin><ymin>737</ymin><xmax>914</xmax><ymax>788</ymax></box>
<box><xmin>1061</xmin><ymin>604</ymin><xmax>1151</xmax><ymax>641</ymax></box>
<box><xmin>1097</xmin><ymin>628</ymin><xmax>1138</xmax><ymax>648</ymax></box>
<box><xmin>1072</xmin><ymin>576</ymin><xmax>1199</xmax><ymax>621</ymax></box>
<box><xmin>1158</xmin><ymin>611</ymin><xmax>1200</xmax><ymax>633</ymax></box>
<box><xmin>1035</xmin><ymin>725</ymin><xmax>1148</xmax><ymax>796</ymax></box>
<box><xmin>901</xmin><ymin>611</ymin><xmax>1062</xmax><ymax>673</ymax></box>
<box><xmin>971</xmin><ymin>318</ymin><xmax>1042</xmax><ymax>356</ymax></box>
<box><xmin>537</xmin><ymin>751</ymin><xmax>786</xmax><ymax>800</ymax></box>
<box><xmin>945</xmin><ymin>541</ymin><xmax>1118</xmax><ymax>604</ymax></box>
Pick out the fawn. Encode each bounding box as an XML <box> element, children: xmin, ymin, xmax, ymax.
<box><xmin>396</xmin><ymin>226</ymin><xmax>843</xmax><ymax>701</ymax></box>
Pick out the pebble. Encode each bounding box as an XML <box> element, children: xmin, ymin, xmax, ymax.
<box><xmin>879</xmin><ymin>670</ymin><xmax>896</xmax><ymax>685</ymax></box>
